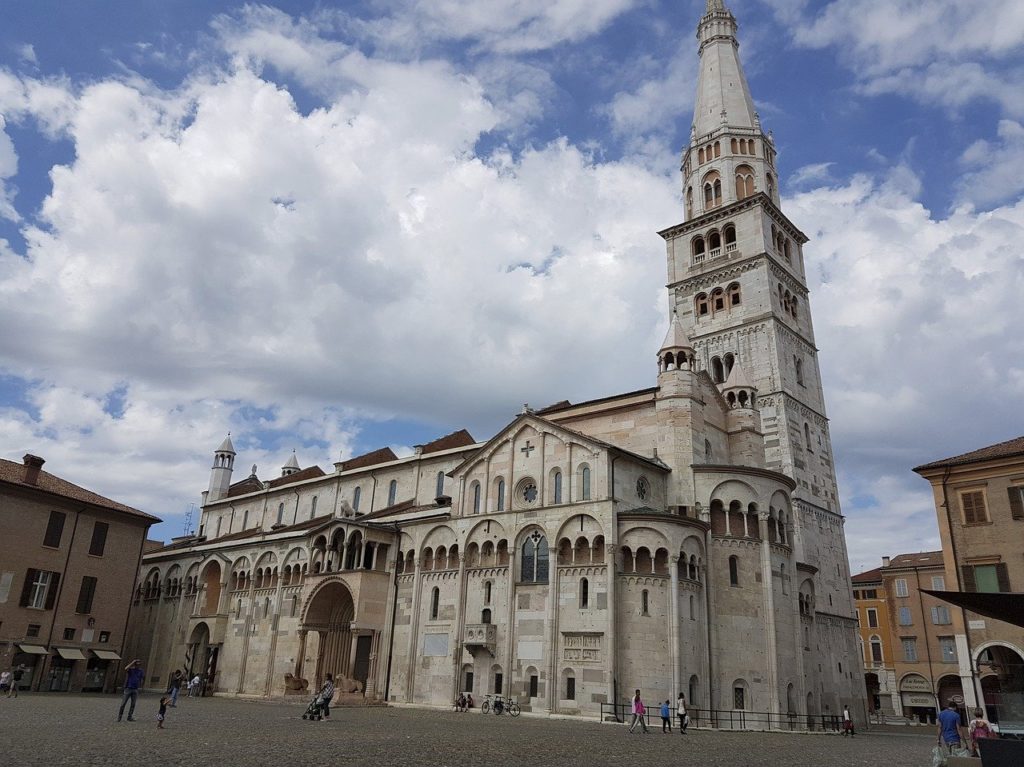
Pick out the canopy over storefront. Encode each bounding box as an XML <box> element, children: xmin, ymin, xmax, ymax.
<box><xmin>921</xmin><ymin>590</ymin><xmax>1024</xmax><ymax>628</ymax></box>
<box><xmin>17</xmin><ymin>644</ymin><xmax>48</xmax><ymax>654</ymax></box>
<box><xmin>55</xmin><ymin>648</ymin><xmax>87</xmax><ymax>660</ymax></box>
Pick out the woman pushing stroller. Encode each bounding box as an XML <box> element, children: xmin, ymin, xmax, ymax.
<box><xmin>303</xmin><ymin>673</ymin><xmax>335</xmax><ymax>721</ymax></box>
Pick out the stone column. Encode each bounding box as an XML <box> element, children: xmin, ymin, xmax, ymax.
<box><xmin>405</xmin><ymin>556</ymin><xmax>423</xmax><ymax>702</ymax></box>
<box><xmin>452</xmin><ymin>552</ymin><xmax>469</xmax><ymax>702</ymax></box>
<box><xmin>758</xmin><ymin>512</ymin><xmax>780</xmax><ymax>717</ymax></box>
<box><xmin>264</xmin><ymin>573</ymin><xmax>286</xmax><ymax>696</ymax></box>
<box><xmin>378</xmin><ymin>541</ymin><xmax>401</xmax><ymax>699</ymax></box>
<box><xmin>547</xmin><ymin>554</ymin><xmax>560</xmax><ymax>713</ymax></box>
<box><xmin>502</xmin><ymin>549</ymin><xmax>517</xmax><ymax>698</ymax></box>
<box><xmin>236</xmin><ymin>574</ymin><xmax>258</xmax><ymax>693</ymax></box>
<box><xmin>605</xmin><ymin>542</ymin><xmax>617</xmax><ymax>710</ymax></box>
<box><xmin>669</xmin><ymin>554</ymin><xmax>680</xmax><ymax>702</ymax></box>
<box><xmin>702</xmin><ymin>526</ymin><xmax>716</xmax><ymax>712</ymax></box>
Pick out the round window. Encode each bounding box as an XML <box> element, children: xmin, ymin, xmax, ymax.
<box><xmin>636</xmin><ymin>476</ymin><xmax>650</xmax><ymax>501</ymax></box>
<box><xmin>516</xmin><ymin>478</ymin><xmax>538</xmax><ymax>507</ymax></box>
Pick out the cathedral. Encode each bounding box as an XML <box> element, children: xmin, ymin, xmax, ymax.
<box><xmin>127</xmin><ymin>1</ymin><xmax>865</xmax><ymax>724</ymax></box>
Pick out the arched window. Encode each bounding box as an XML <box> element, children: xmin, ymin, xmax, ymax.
<box><xmin>729</xmin><ymin>555</ymin><xmax>739</xmax><ymax>586</ymax></box>
<box><xmin>430</xmin><ymin>587</ymin><xmax>440</xmax><ymax>620</ymax></box>
<box><xmin>804</xmin><ymin>422</ymin><xmax>812</xmax><ymax>451</ymax></box>
<box><xmin>870</xmin><ymin>635</ymin><xmax>883</xmax><ymax>663</ymax></box>
<box><xmin>703</xmin><ymin>171</ymin><xmax>722</xmax><ymax>210</ymax></box>
<box><xmin>711</xmin><ymin>287</ymin><xmax>725</xmax><ymax>314</ymax></box>
<box><xmin>276</xmin><ymin>503</ymin><xmax>284</xmax><ymax>525</ymax></box>
<box><xmin>579</xmin><ymin>578</ymin><xmax>589</xmax><ymax>609</ymax></box>
<box><xmin>472</xmin><ymin>481</ymin><xmax>481</xmax><ymax>514</ymax></box>
<box><xmin>749</xmin><ymin>139</ymin><xmax>757</xmax><ymax>156</ymax></box>
<box><xmin>695</xmin><ymin>293</ymin><xmax>709</xmax><ymax>317</ymax></box>
<box><xmin>641</xmin><ymin>589</ymin><xmax>650</xmax><ymax>615</ymax></box>
<box><xmin>482</xmin><ymin>608</ymin><xmax>492</xmax><ymax>624</ymax></box>
<box><xmin>735</xmin><ymin>164</ymin><xmax>755</xmax><ymax>199</ymax></box>
<box><xmin>520</xmin><ymin>531</ymin><xmax>549</xmax><ymax>583</ymax></box>
<box><xmin>711</xmin><ymin>356</ymin><xmax>724</xmax><ymax>383</ymax></box>
<box><xmin>580</xmin><ymin>466</ymin><xmax>591</xmax><ymax>500</ymax></box>
<box><xmin>242</xmin><ymin>509</ymin><xmax>249</xmax><ymax>529</ymax></box>
<box><xmin>690</xmin><ymin>594</ymin><xmax>696</xmax><ymax>620</ymax></box>
<box><xmin>484</xmin><ymin>580</ymin><xmax>492</xmax><ymax>605</ymax></box>
<box><xmin>698</xmin><ymin>147</ymin><xmax>705</xmax><ymax>164</ymax></box>
<box><xmin>387</xmin><ymin>479</ymin><xmax>397</xmax><ymax>506</ymax></box>
<box><xmin>730</xmin><ymin>138</ymin><xmax>738</xmax><ymax>153</ymax></box>
<box><xmin>783</xmin><ymin>239</ymin><xmax>791</xmax><ymax>264</ymax></box>
<box><xmin>723</xmin><ymin>352</ymin><xmax>735</xmax><ymax>379</ymax></box>
<box><xmin>496</xmin><ymin>478</ymin><xmax>506</xmax><ymax>510</ymax></box>
<box><xmin>435</xmin><ymin>471</ymin><xmax>445</xmax><ymax>498</ymax></box>
<box><xmin>790</xmin><ymin>295</ymin><xmax>798</xmax><ymax>319</ymax></box>
<box><xmin>553</xmin><ymin>471</ymin><xmax>563</xmax><ymax>505</ymax></box>
<box><xmin>692</xmin><ymin>236</ymin><xmax>706</xmax><ymax>264</ymax></box>
<box><xmin>708</xmin><ymin>230</ymin><xmax>722</xmax><ymax>257</ymax></box>
<box><xmin>723</xmin><ymin>224</ymin><xmax>737</xmax><ymax>252</ymax></box>
<box><xmin>795</xmin><ymin>356</ymin><xmax>804</xmax><ymax>386</ymax></box>
<box><xmin>766</xmin><ymin>173</ymin><xmax>775</xmax><ymax>199</ymax></box>
<box><xmin>713</xmin><ymin>141</ymin><xmax>721</xmax><ymax>158</ymax></box>
<box><xmin>705</xmin><ymin>439</ymin><xmax>713</xmax><ymax>462</ymax></box>
<box><xmin>352</xmin><ymin>486</ymin><xmax>361</xmax><ymax>512</ymax></box>
<box><xmin>686</xmin><ymin>186</ymin><xmax>693</xmax><ymax>217</ymax></box>
<box><xmin>310</xmin><ymin>496</ymin><xmax>317</xmax><ymax>519</ymax></box>
<box><xmin>728</xmin><ymin>282</ymin><xmax>741</xmax><ymax>306</ymax></box>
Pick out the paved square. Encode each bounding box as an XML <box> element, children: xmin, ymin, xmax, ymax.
<box><xmin>2</xmin><ymin>694</ymin><xmax>934</xmax><ymax>766</ymax></box>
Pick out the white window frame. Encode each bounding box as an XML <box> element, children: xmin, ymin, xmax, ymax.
<box><xmin>894</xmin><ymin>578</ymin><xmax>909</xmax><ymax>598</ymax></box>
<box><xmin>28</xmin><ymin>570</ymin><xmax>52</xmax><ymax>609</ymax></box>
<box><xmin>931</xmin><ymin>575</ymin><xmax>945</xmax><ymax>590</ymax></box>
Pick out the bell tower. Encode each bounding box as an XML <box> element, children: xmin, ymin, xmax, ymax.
<box><xmin>660</xmin><ymin>0</ymin><xmax>854</xmax><ymax>621</ymax></box>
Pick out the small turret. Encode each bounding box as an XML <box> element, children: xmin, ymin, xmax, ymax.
<box><xmin>657</xmin><ymin>311</ymin><xmax>696</xmax><ymax>374</ymax></box>
<box><xmin>721</xmin><ymin>360</ymin><xmax>756</xmax><ymax>409</ymax></box>
<box><xmin>207</xmin><ymin>433</ymin><xmax>236</xmax><ymax>503</ymax></box>
<box><xmin>282</xmin><ymin>450</ymin><xmax>300</xmax><ymax>477</ymax></box>
<box><xmin>721</xmin><ymin>362</ymin><xmax>764</xmax><ymax>467</ymax></box>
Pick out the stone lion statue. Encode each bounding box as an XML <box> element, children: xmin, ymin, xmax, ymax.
<box><xmin>335</xmin><ymin>676</ymin><xmax>363</xmax><ymax>694</ymax></box>
<box><xmin>284</xmin><ymin>673</ymin><xmax>309</xmax><ymax>692</ymax></box>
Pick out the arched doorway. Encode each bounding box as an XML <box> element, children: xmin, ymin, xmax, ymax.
<box><xmin>301</xmin><ymin>581</ymin><xmax>362</xmax><ymax>693</ymax></box>
<box><xmin>936</xmin><ymin>674</ymin><xmax>964</xmax><ymax>712</ymax></box>
<box><xmin>187</xmin><ymin>622</ymin><xmax>217</xmax><ymax>696</ymax></box>
<box><xmin>977</xmin><ymin>644</ymin><xmax>1024</xmax><ymax>725</ymax></box>
<box><xmin>864</xmin><ymin>672</ymin><xmax>880</xmax><ymax>713</ymax></box>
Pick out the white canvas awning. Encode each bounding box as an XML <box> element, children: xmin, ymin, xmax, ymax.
<box><xmin>17</xmin><ymin>644</ymin><xmax>48</xmax><ymax>655</ymax></box>
<box><xmin>55</xmin><ymin>648</ymin><xmax>87</xmax><ymax>660</ymax></box>
<box><xmin>93</xmin><ymin>650</ymin><xmax>121</xmax><ymax>660</ymax></box>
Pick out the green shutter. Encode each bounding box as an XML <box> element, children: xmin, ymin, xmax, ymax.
<box><xmin>1009</xmin><ymin>487</ymin><xmax>1024</xmax><ymax>520</ymax></box>
<box><xmin>961</xmin><ymin>566</ymin><xmax>977</xmax><ymax>593</ymax></box>
<box><xmin>18</xmin><ymin>568</ymin><xmax>37</xmax><ymax>607</ymax></box>
<box><xmin>996</xmin><ymin>563</ymin><xmax>1011</xmax><ymax>592</ymax></box>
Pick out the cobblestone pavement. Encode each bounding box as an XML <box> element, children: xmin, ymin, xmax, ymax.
<box><xmin>1</xmin><ymin>694</ymin><xmax>934</xmax><ymax>767</ymax></box>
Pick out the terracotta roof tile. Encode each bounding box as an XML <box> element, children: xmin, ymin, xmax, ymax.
<box><xmin>419</xmin><ymin>429</ymin><xmax>476</xmax><ymax>454</ymax></box>
<box><xmin>339</xmin><ymin>447</ymin><xmax>398</xmax><ymax>472</ymax></box>
<box><xmin>0</xmin><ymin>458</ymin><xmax>159</xmax><ymax>522</ymax></box>
<box><xmin>266</xmin><ymin>465</ymin><xmax>325</xmax><ymax>489</ymax></box>
<box><xmin>886</xmin><ymin>551</ymin><xmax>945</xmax><ymax>569</ymax></box>
<box><xmin>914</xmin><ymin>435</ymin><xmax>1024</xmax><ymax>472</ymax></box>
<box><xmin>225</xmin><ymin>476</ymin><xmax>265</xmax><ymax>498</ymax></box>
<box><xmin>852</xmin><ymin>567</ymin><xmax>883</xmax><ymax>584</ymax></box>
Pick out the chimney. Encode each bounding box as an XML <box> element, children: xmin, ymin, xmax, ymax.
<box><xmin>23</xmin><ymin>454</ymin><xmax>45</xmax><ymax>485</ymax></box>
<box><xmin>882</xmin><ymin>556</ymin><xmax>891</xmax><ymax>568</ymax></box>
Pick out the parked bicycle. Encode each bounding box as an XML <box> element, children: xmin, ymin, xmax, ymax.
<box><xmin>480</xmin><ymin>693</ymin><xmax>520</xmax><ymax>717</ymax></box>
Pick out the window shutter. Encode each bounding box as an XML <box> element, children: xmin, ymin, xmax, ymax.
<box><xmin>961</xmin><ymin>491</ymin><xmax>986</xmax><ymax>524</ymax></box>
<box><xmin>930</xmin><ymin>606</ymin><xmax>938</xmax><ymax>624</ymax></box>
<box><xmin>44</xmin><ymin>571</ymin><xmax>61</xmax><ymax>610</ymax></box>
<box><xmin>996</xmin><ymin>563</ymin><xmax>1011</xmax><ymax>592</ymax></box>
<box><xmin>76</xmin><ymin>576</ymin><xmax>97</xmax><ymax>614</ymax></box>
<box><xmin>89</xmin><ymin>522</ymin><xmax>109</xmax><ymax>556</ymax></box>
<box><xmin>961</xmin><ymin>566</ymin><xmax>977</xmax><ymax>593</ymax></box>
<box><xmin>19</xmin><ymin>568</ymin><xmax>37</xmax><ymax>607</ymax></box>
<box><xmin>1009</xmin><ymin>487</ymin><xmax>1024</xmax><ymax>520</ymax></box>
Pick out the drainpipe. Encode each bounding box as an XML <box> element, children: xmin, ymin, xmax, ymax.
<box><xmin>293</xmin><ymin>489</ymin><xmax>301</xmax><ymax>525</ymax></box>
<box><xmin>36</xmin><ymin>506</ymin><xmax>84</xmax><ymax>691</ymax></box>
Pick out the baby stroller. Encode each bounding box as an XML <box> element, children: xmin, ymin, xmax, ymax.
<box><xmin>301</xmin><ymin>691</ymin><xmax>329</xmax><ymax>721</ymax></box>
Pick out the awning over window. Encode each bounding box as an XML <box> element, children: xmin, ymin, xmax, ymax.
<box><xmin>17</xmin><ymin>644</ymin><xmax>48</xmax><ymax>655</ymax></box>
<box><xmin>55</xmin><ymin>648</ymin><xmax>88</xmax><ymax>660</ymax></box>
<box><xmin>92</xmin><ymin>650</ymin><xmax>121</xmax><ymax>660</ymax></box>
<box><xmin>922</xmin><ymin>590</ymin><xmax>1024</xmax><ymax>629</ymax></box>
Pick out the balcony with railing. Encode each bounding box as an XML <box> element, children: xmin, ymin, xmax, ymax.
<box><xmin>464</xmin><ymin>623</ymin><xmax>497</xmax><ymax>654</ymax></box>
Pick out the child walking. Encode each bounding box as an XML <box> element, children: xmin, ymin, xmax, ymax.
<box><xmin>660</xmin><ymin>700</ymin><xmax>672</xmax><ymax>732</ymax></box>
<box><xmin>157</xmin><ymin>695</ymin><xmax>170</xmax><ymax>729</ymax></box>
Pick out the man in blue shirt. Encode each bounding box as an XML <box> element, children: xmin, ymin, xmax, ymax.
<box><xmin>117</xmin><ymin>659</ymin><xmax>145</xmax><ymax>722</ymax></box>
<box><xmin>937</xmin><ymin>700</ymin><xmax>965</xmax><ymax>753</ymax></box>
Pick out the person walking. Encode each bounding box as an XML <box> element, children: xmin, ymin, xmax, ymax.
<box><xmin>660</xmin><ymin>700</ymin><xmax>672</xmax><ymax>733</ymax></box>
<box><xmin>937</xmin><ymin>700</ymin><xmax>965</xmax><ymax>754</ymax></box>
<box><xmin>156</xmin><ymin>695</ymin><xmax>170</xmax><ymax>729</ymax></box>
<box><xmin>167</xmin><ymin>669</ymin><xmax>183</xmax><ymax>707</ymax></box>
<box><xmin>0</xmin><ymin>669</ymin><xmax>11</xmax><ymax>696</ymax></box>
<box><xmin>188</xmin><ymin>673</ymin><xmax>201</xmax><ymax>698</ymax></box>
<box><xmin>118</xmin><ymin>659</ymin><xmax>145</xmax><ymax>722</ymax></box>
<box><xmin>627</xmin><ymin>689</ymin><xmax>650</xmax><ymax>734</ymax></box>
<box><xmin>842</xmin><ymin>704</ymin><xmax>855</xmax><ymax>736</ymax></box>
<box><xmin>969</xmin><ymin>707</ymin><xmax>994</xmax><ymax>756</ymax></box>
<box><xmin>317</xmin><ymin>673</ymin><xmax>335</xmax><ymax>720</ymax></box>
<box><xmin>677</xmin><ymin>692</ymin><xmax>688</xmax><ymax>734</ymax></box>
<box><xmin>8</xmin><ymin>665</ymin><xmax>26</xmax><ymax>698</ymax></box>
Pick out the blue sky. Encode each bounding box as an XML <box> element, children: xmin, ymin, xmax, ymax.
<box><xmin>1</xmin><ymin>0</ymin><xmax>1022</xmax><ymax>571</ymax></box>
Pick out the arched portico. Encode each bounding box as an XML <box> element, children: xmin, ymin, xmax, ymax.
<box><xmin>299</xmin><ymin>580</ymin><xmax>362</xmax><ymax>693</ymax></box>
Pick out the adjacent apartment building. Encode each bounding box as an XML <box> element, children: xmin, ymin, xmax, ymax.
<box><xmin>0</xmin><ymin>454</ymin><xmax>159</xmax><ymax>692</ymax></box>
<box><xmin>852</xmin><ymin>566</ymin><xmax>894</xmax><ymax>716</ymax></box>
<box><xmin>914</xmin><ymin>435</ymin><xmax>1024</xmax><ymax>731</ymax></box>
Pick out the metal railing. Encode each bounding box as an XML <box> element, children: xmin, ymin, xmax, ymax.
<box><xmin>600</xmin><ymin>702</ymin><xmax>842</xmax><ymax>733</ymax></box>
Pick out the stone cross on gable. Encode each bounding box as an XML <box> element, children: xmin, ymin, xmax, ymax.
<box><xmin>520</xmin><ymin>441</ymin><xmax>535</xmax><ymax>457</ymax></box>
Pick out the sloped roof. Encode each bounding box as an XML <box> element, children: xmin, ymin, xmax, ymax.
<box><xmin>0</xmin><ymin>458</ymin><xmax>159</xmax><ymax>522</ymax></box>
<box><xmin>660</xmin><ymin>313</ymin><xmax>693</xmax><ymax>352</ymax></box>
<box><xmin>886</xmin><ymin>551</ymin><xmax>944</xmax><ymax>569</ymax></box>
<box><xmin>283</xmin><ymin>452</ymin><xmax>300</xmax><ymax>469</ymax></box>
<box><xmin>216</xmin><ymin>434</ymin><xmax>235</xmax><ymax>454</ymax></box>
<box><xmin>914</xmin><ymin>435</ymin><xmax>1024</xmax><ymax>472</ymax></box>
<box><xmin>225</xmin><ymin>475</ymin><xmax>266</xmax><ymax>498</ymax></box>
<box><xmin>418</xmin><ymin>429</ymin><xmax>476</xmax><ymax>454</ymax></box>
<box><xmin>722</xmin><ymin>360</ymin><xmax>755</xmax><ymax>391</ymax></box>
<box><xmin>266</xmin><ymin>465</ymin><xmax>325</xmax><ymax>489</ymax></box>
<box><xmin>852</xmin><ymin>567</ymin><xmax>882</xmax><ymax>584</ymax></box>
<box><xmin>339</xmin><ymin>447</ymin><xmax>399</xmax><ymax>472</ymax></box>
<box><xmin>533</xmin><ymin>387</ymin><xmax>658</xmax><ymax>416</ymax></box>
<box><xmin>358</xmin><ymin>499</ymin><xmax>421</xmax><ymax>520</ymax></box>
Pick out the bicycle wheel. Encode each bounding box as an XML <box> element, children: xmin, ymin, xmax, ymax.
<box><xmin>481</xmin><ymin>701</ymin><xmax>490</xmax><ymax>714</ymax></box>
<box><xmin>508</xmin><ymin>703</ymin><xmax>520</xmax><ymax>717</ymax></box>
